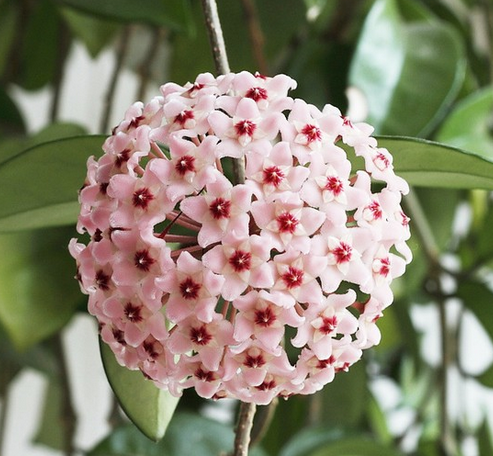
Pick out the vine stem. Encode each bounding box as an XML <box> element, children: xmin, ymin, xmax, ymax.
<box><xmin>100</xmin><ymin>26</ymin><xmax>132</xmax><ymax>134</ymax></box>
<box><xmin>200</xmin><ymin>0</ymin><xmax>246</xmax><ymax>185</ymax></box>
<box><xmin>200</xmin><ymin>0</ymin><xmax>230</xmax><ymax>75</ymax></box>
<box><xmin>200</xmin><ymin>3</ymin><xmax>253</xmax><ymax>453</ymax></box>
<box><xmin>232</xmin><ymin>402</ymin><xmax>257</xmax><ymax>456</ymax></box>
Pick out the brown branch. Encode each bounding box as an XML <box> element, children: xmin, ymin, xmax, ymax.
<box><xmin>240</xmin><ymin>0</ymin><xmax>268</xmax><ymax>75</ymax></box>
<box><xmin>100</xmin><ymin>26</ymin><xmax>132</xmax><ymax>134</ymax></box>
<box><xmin>136</xmin><ymin>27</ymin><xmax>166</xmax><ymax>101</ymax></box>
<box><xmin>232</xmin><ymin>402</ymin><xmax>257</xmax><ymax>456</ymax></box>
<box><xmin>50</xmin><ymin>21</ymin><xmax>71</xmax><ymax>122</ymax></box>
<box><xmin>51</xmin><ymin>334</ymin><xmax>77</xmax><ymax>456</ymax></box>
<box><xmin>200</xmin><ymin>0</ymin><xmax>230</xmax><ymax>75</ymax></box>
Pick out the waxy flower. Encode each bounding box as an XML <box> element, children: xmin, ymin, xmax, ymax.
<box><xmin>70</xmin><ymin>71</ymin><xmax>411</xmax><ymax>405</ymax></box>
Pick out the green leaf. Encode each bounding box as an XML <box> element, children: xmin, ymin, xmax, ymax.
<box><xmin>319</xmin><ymin>360</ymin><xmax>368</xmax><ymax>427</ymax></box>
<box><xmin>61</xmin><ymin>8</ymin><xmax>120</xmax><ymax>58</ymax></box>
<box><xmin>100</xmin><ymin>342</ymin><xmax>179</xmax><ymax>442</ymax></box>
<box><xmin>279</xmin><ymin>427</ymin><xmax>345</xmax><ymax>456</ymax></box>
<box><xmin>0</xmin><ymin>134</ymin><xmax>103</xmax><ymax>232</ymax></box>
<box><xmin>0</xmin><ymin>0</ymin><xmax>17</xmax><ymax>79</ymax></box>
<box><xmin>477</xmin><ymin>363</ymin><xmax>493</xmax><ymax>389</ymax></box>
<box><xmin>309</xmin><ymin>438</ymin><xmax>404</xmax><ymax>456</ymax></box>
<box><xmin>33</xmin><ymin>380</ymin><xmax>65</xmax><ymax>451</ymax></box>
<box><xmin>56</xmin><ymin>0</ymin><xmax>192</xmax><ymax>30</ymax></box>
<box><xmin>0</xmin><ymin>86</ymin><xmax>25</xmax><ymax>136</ymax></box>
<box><xmin>0</xmin><ymin>227</ymin><xmax>82</xmax><ymax>350</ymax></box>
<box><xmin>457</xmin><ymin>281</ymin><xmax>493</xmax><ymax>341</ymax></box>
<box><xmin>89</xmin><ymin>413</ymin><xmax>268</xmax><ymax>456</ymax></box>
<box><xmin>376</xmin><ymin>136</ymin><xmax>493</xmax><ymax>190</ymax></box>
<box><xmin>436</xmin><ymin>87</ymin><xmax>493</xmax><ymax>159</ymax></box>
<box><xmin>18</xmin><ymin>0</ymin><xmax>62</xmax><ymax>91</ymax></box>
<box><xmin>349</xmin><ymin>0</ymin><xmax>465</xmax><ymax>136</ymax></box>
<box><xmin>478</xmin><ymin>420</ymin><xmax>493</xmax><ymax>455</ymax></box>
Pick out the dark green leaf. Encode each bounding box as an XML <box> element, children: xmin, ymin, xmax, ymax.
<box><xmin>100</xmin><ymin>342</ymin><xmax>179</xmax><ymax>442</ymax></box>
<box><xmin>436</xmin><ymin>87</ymin><xmax>493</xmax><ymax>159</ymax></box>
<box><xmin>310</xmin><ymin>438</ymin><xmax>404</xmax><ymax>456</ymax></box>
<box><xmin>0</xmin><ymin>134</ymin><xmax>103</xmax><ymax>232</ymax></box>
<box><xmin>478</xmin><ymin>420</ymin><xmax>493</xmax><ymax>455</ymax></box>
<box><xmin>18</xmin><ymin>0</ymin><xmax>61</xmax><ymax>91</ymax></box>
<box><xmin>56</xmin><ymin>0</ymin><xmax>192</xmax><ymax>30</ymax></box>
<box><xmin>279</xmin><ymin>427</ymin><xmax>345</xmax><ymax>456</ymax></box>
<box><xmin>33</xmin><ymin>380</ymin><xmax>65</xmax><ymax>451</ymax></box>
<box><xmin>477</xmin><ymin>364</ymin><xmax>493</xmax><ymax>389</ymax></box>
<box><xmin>376</xmin><ymin>136</ymin><xmax>493</xmax><ymax>190</ymax></box>
<box><xmin>414</xmin><ymin>187</ymin><xmax>461</xmax><ymax>251</ymax></box>
<box><xmin>349</xmin><ymin>0</ymin><xmax>465</xmax><ymax>136</ymax></box>
<box><xmin>0</xmin><ymin>226</ymin><xmax>82</xmax><ymax>350</ymax></box>
<box><xmin>89</xmin><ymin>413</ymin><xmax>268</xmax><ymax>456</ymax></box>
<box><xmin>319</xmin><ymin>360</ymin><xmax>368</xmax><ymax>427</ymax></box>
<box><xmin>0</xmin><ymin>87</ymin><xmax>25</xmax><ymax>136</ymax></box>
<box><xmin>0</xmin><ymin>0</ymin><xmax>17</xmax><ymax>77</ymax></box>
<box><xmin>61</xmin><ymin>8</ymin><xmax>120</xmax><ymax>58</ymax></box>
<box><xmin>457</xmin><ymin>281</ymin><xmax>493</xmax><ymax>341</ymax></box>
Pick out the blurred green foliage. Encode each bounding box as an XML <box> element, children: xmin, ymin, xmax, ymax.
<box><xmin>1</xmin><ymin>0</ymin><xmax>493</xmax><ymax>455</ymax></box>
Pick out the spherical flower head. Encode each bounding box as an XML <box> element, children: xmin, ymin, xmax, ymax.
<box><xmin>70</xmin><ymin>71</ymin><xmax>412</xmax><ymax>404</ymax></box>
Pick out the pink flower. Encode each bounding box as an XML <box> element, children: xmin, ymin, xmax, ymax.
<box><xmin>70</xmin><ymin>71</ymin><xmax>411</xmax><ymax>404</ymax></box>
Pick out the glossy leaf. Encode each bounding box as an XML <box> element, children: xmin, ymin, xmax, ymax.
<box><xmin>310</xmin><ymin>438</ymin><xmax>404</xmax><ymax>456</ymax></box>
<box><xmin>349</xmin><ymin>0</ymin><xmax>465</xmax><ymax>136</ymax></box>
<box><xmin>100</xmin><ymin>342</ymin><xmax>179</xmax><ymax>442</ymax></box>
<box><xmin>0</xmin><ymin>227</ymin><xmax>82</xmax><ymax>350</ymax></box>
<box><xmin>18</xmin><ymin>0</ymin><xmax>61</xmax><ymax>91</ymax></box>
<box><xmin>0</xmin><ymin>134</ymin><xmax>103</xmax><ymax>232</ymax></box>
<box><xmin>436</xmin><ymin>87</ymin><xmax>493</xmax><ymax>158</ymax></box>
<box><xmin>61</xmin><ymin>8</ymin><xmax>120</xmax><ymax>58</ymax></box>
<box><xmin>56</xmin><ymin>0</ymin><xmax>192</xmax><ymax>30</ymax></box>
<box><xmin>376</xmin><ymin>136</ymin><xmax>493</xmax><ymax>190</ymax></box>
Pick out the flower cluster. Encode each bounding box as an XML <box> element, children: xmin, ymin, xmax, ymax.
<box><xmin>70</xmin><ymin>71</ymin><xmax>411</xmax><ymax>404</ymax></box>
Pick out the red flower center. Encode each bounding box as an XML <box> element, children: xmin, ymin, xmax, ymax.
<box><xmin>179</xmin><ymin>277</ymin><xmax>201</xmax><ymax>300</ymax></box>
<box><xmin>235</xmin><ymin>119</ymin><xmax>256</xmax><ymax>137</ymax></box>
<box><xmin>134</xmin><ymin>249</ymin><xmax>155</xmax><ymax>272</ymax></box>
<box><xmin>132</xmin><ymin>187</ymin><xmax>154</xmax><ymax>209</ymax></box>
<box><xmin>175</xmin><ymin>155</ymin><xmax>196</xmax><ymax>176</ymax></box>
<box><xmin>254</xmin><ymin>307</ymin><xmax>276</xmax><ymax>327</ymax></box>
<box><xmin>325</xmin><ymin>176</ymin><xmax>343</xmax><ymax>195</ymax></box>
<box><xmin>190</xmin><ymin>325</ymin><xmax>212</xmax><ymax>346</ymax></box>
<box><xmin>282</xmin><ymin>266</ymin><xmax>304</xmax><ymax>289</ymax></box>
<box><xmin>263</xmin><ymin>165</ymin><xmax>285</xmax><ymax>187</ymax></box>
<box><xmin>245</xmin><ymin>87</ymin><xmax>268</xmax><ymax>102</ymax></box>
<box><xmin>301</xmin><ymin>124</ymin><xmax>321</xmax><ymax>143</ymax></box>
<box><xmin>332</xmin><ymin>242</ymin><xmax>352</xmax><ymax>264</ymax></box>
<box><xmin>229</xmin><ymin>250</ymin><xmax>252</xmax><ymax>272</ymax></box>
<box><xmin>277</xmin><ymin>212</ymin><xmax>299</xmax><ymax>234</ymax></box>
<box><xmin>124</xmin><ymin>302</ymin><xmax>143</xmax><ymax>323</ymax></box>
<box><xmin>209</xmin><ymin>198</ymin><xmax>231</xmax><ymax>219</ymax></box>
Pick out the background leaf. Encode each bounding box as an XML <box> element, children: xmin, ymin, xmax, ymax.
<box><xmin>436</xmin><ymin>87</ymin><xmax>493</xmax><ymax>158</ymax></box>
<box><xmin>100</xmin><ymin>342</ymin><xmax>179</xmax><ymax>442</ymax></box>
<box><xmin>18</xmin><ymin>0</ymin><xmax>62</xmax><ymax>91</ymax></box>
<box><xmin>349</xmin><ymin>0</ymin><xmax>465</xmax><ymax>136</ymax></box>
<box><xmin>0</xmin><ymin>226</ymin><xmax>82</xmax><ymax>350</ymax></box>
<box><xmin>0</xmin><ymin>134</ymin><xmax>103</xmax><ymax>232</ymax></box>
<box><xmin>56</xmin><ymin>0</ymin><xmax>192</xmax><ymax>30</ymax></box>
<box><xmin>61</xmin><ymin>8</ymin><xmax>120</xmax><ymax>58</ymax></box>
<box><xmin>376</xmin><ymin>136</ymin><xmax>493</xmax><ymax>190</ymax></box>
<box><xmin>309</xmin><ymin>437</ymin><xmax>404</xmax><ymax>456</ymax></box>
